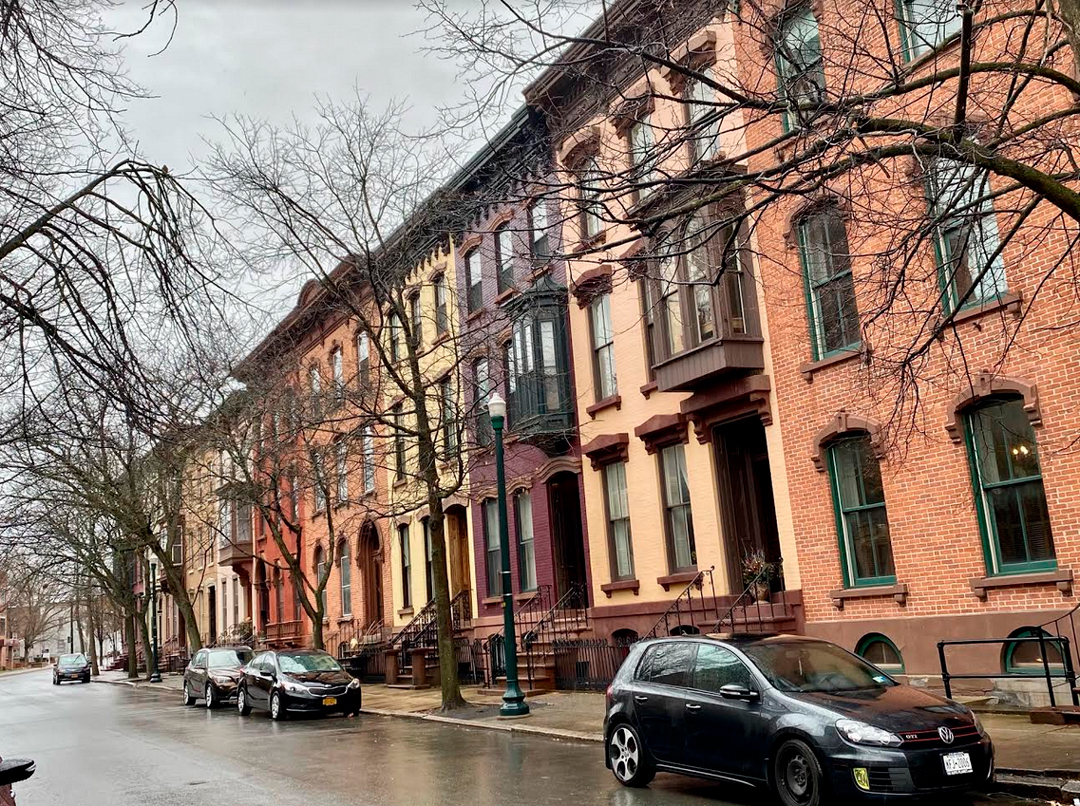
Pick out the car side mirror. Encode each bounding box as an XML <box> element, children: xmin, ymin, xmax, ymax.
<box><xmin>720</xmin><ymin>684</ymin><xmax>759</xmax><ymax>702</ymax></box>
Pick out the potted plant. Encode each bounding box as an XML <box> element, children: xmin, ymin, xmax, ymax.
<box><xmin>742</xmin><ymin>551</ymin><xmax>776</xmax><ymax>603</ymax></box>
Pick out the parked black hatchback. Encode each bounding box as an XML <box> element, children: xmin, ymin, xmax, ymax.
<box><xmin>52</xmin><ymin>653</ymin><xmax>90</xmax><ymax>684</ymax></box>
<box><xmin>604</xmin><ymin>635</ymin><xmax>993</xmax><ymax>804</ymax></box>
<box><xmin>237</xmin><ymin>649</ymin><xmax>360</xmax><ymax>720</ymax></box>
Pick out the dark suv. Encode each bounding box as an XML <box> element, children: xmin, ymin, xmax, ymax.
<box><xmin>604</xmin><ymin>635</ymin><xmax>993</xmax><ymax>805</ymax></box>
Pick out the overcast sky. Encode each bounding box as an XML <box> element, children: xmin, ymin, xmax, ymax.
<box><xmin>106</xmin><ymin>0</ymin><xmax>471</xmax><ymax>172</ymax></box>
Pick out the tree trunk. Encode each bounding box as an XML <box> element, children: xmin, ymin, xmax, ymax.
<box><xmin>87</xmin><ymin>600</ymin><xmax>100</xmax><ymax>676</ymax></box>
<box><xmin>1059</xmin><ymin>0</ymin><xmax>1080</xmax><ymax>78</ymax></box>
<box><xmin>430</xmin><ymin>496</ymin><xmax>466</xmax><ymax>711</ymax></box>
<box><xmin>125</xmin><ymin>612</ymin><xmax>138</xmax><ymax>679</ymax></box>
<box><xmin>157</xmin><ymin>546</ymin><xmax>203</xmax><ymax>653</ymax></box>
<box><xmin>75</xmin><ymin>597</ymin><xmax>85</xmax><ymax>653</ymax></box>
<box><xmin>139</xmin><ymin>604</ymin><xmax>154</xmax><ymax>680</ymax></box>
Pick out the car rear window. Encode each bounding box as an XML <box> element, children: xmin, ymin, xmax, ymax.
<box><xmin>636</xmin><ymin>642</ymin><xmax>695</xmax><ymax>687</ymax></box>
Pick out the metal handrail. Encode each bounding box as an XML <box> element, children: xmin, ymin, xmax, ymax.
<box><xmin>646</xmin><ymin>568</ymin><xmax>716</xmax><ymax>639</ymax></box>
<box><xmin>712</xmin><ymin>561</ymin><xmax>788</xmax><ymax>635</ymax></box>
<box><xmin>937</xmin><ymin>636</ymin><xmax>1079</xmax><ymax>708</ymax></box>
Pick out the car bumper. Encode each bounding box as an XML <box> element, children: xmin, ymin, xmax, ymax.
<box><xmin>56</xmin><ymin>670</ymin><xmax>89</xmax><ymax>680</ymax></box>
<box><xmin>281</xmin><ymin>689</ymin><xmax>362</xmax><ymax>714</ymax></box>
<box><xmin>211</xmin><ymin>680</ymin><xmax>241</xmax><ymax>698</ymax></box>
<box><xmin>827</xmin><ymin>735</ymin><xmax>994</xmax><ymax>799</ymax></box>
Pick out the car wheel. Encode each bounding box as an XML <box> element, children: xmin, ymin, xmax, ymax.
<box><xmin>205</xmin><ymin>682</ymin><xmax>219</xmax><ymax>709</ymax></box>
<box><xmin>774</xmin><ymin>738</ymin><xmax>825</xmax><ymax>806</ymax></box>
<box><xmin>237</xmin><ymin>687</ymin><xmax>252</xmax><ymax>716</ymax></box>
<box><xmin>607</xmin><ymin>724</ymin><xmax>655</xmax><ymax>788</ymax></box>
<box><xmin>183</xmin><ymin>681</ymin><xmax>196</xmax><ymax>706</ymax></box>
<box><xmin>52</xmin><ymin>676</ymin><xmax>59</xmax><ymax>686</ymax></box>
<box><xmin>270</xmin><ymin>691</ymin><xmax>286</xmax><ymax>721</ymax></box>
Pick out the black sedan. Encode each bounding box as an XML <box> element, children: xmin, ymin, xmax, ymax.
<box><xmin>183</xmin><ymin>646</ymin><xmax>253</xmax><ymax>708</ymax></box>
<box><xmin>52</xmin><ymin>653</ymin><xmax>90</xmax><ymax>685</ymax></box>
<box><xmin>237</xmin><ymin>649</ymin><xmax>361</xmax><ymax>720</ymax></box>
<box><xmin>604</xmin><ymin>635</ymin><xmax>992</xmax><ymax>804</ymax></box>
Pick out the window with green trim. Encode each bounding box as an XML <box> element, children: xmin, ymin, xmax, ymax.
<box><xmin>1003</xmin><ymin>628</ymin><xmax>1065</xmax><ymax>675</ymax></box>
<box><xmin>775</xmin><ymin>7</ymin><xmax>825</xmax><ymax>131</ymax></box>
<box><xmin>828</xmin><ymin>434</ymin><xmax>895</xmax><ymax>586</ymax></box>
<box><xmin>966</xmin><ymin>398</ymin><xmax>1055</xmax><ymax>574</ymax></box>
<box><xmin>926</xmin><ymin>159</ymin><xmax>1007</xmax><ymax>312</ymax></box>
<box><xmin>897</xmin><ymin>0</ymin><xmax>961</xmax><ymax>62</ymax></box>
<box><xmin>798</xmin><ymin>208</ymin><xmax>859</xmax><ymax>360</ymax></box>
<box><xmin>856</xmin><ymin>634</ymin><xmax>904</xmax><ymax>673</ymax></box>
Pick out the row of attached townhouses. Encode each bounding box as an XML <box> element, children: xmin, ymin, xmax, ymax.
<box><xmin>146</xmin><ymin>0</ymin><xmax>1079</xmax><ymax>701</ymax></box>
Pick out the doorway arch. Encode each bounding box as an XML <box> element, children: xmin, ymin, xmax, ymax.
<box><xmin>358</xmin><ymin>521</ymin><xmax>384</xmax><ymax>629</ymax></box>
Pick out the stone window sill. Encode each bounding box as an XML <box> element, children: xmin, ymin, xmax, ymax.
<box><xmin>393</xmin><ymin>479</ymin><xmax>406</xmax><ymax>490</ymax></box>
<box><xmin>601</xmin><ymin>579</ymin><xmax>640</xmax><ymax>598</ymax></box>
<box><xmin>640</xmin><ymin>381</ymin><xmax>658</xmax><ymax>399</ymax></box>
<box><xmin>830</xmin><ymin>583</ymin><xmax>908</xmax><ymax>610</ymax></box>
<box><xmin>800</xmin><ymin>348</ymin><xmax>862</xmax><ymax>382</ymax></box>
<box><xmin>586</xmin><ymin>394</ymin><xmax>622</xmax><ymax>419</ymax></box>
<box><xmin>481</xmin><ymin>595</ymin><xmax>503</xmax><ymax>606</ymax></box>
<box><xmin>495</xmin><ymin>287</ymin><xmax>518</xmax><ymax>305</ymax></box>
<box><xmin>466</xmin><ymin>308</ymin><xmax>485</xmax><ymax>323</ymax></box>
<box><xmin>515</xmin><ymin>590</ymin><xmax>540</xmax><ymax>603</ymax></box>
<box><xmin>433</xmin><ymin>331</ymin><xmax>451</xmax><ymax>347</ymax></box>
<box><xmin>970</xmin><ymin>568</ymin><xmax>1072</xmax><ymax>599</ymax></box>
<box><xmin>397</xmin><ymin>607</ymin><xmax>414</xmax><ymax>618</ymax></box>
<box><xmin>941</xmin><ymin>291</ymin><xmax>1022</xmax><ymax>328</ymax></box>
<box><xmin>574</xmin><ymin>231</ymin><xmax>607</xmax><ymax>253</ymax></box>
<box><xmin>337</xmin><ymin>617</ymin><xmax>354</xmax><ymax>625</ymax></box>
<box><xmin>657</xmin><ymin>571</ymin><xmax>698</xmax><ymax>591</ymax></box>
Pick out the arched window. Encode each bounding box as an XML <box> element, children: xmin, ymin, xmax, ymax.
<box><xmin>965</xmin><ymin>397</ymin><xmax>1055</xmax><ymax>574</ymax></box>
<box><xmin>314</xmin><ymin>546</ymin><xmax>327</xmax><ymax>615</ymax></box>
<box><xmin>826</xmin><ymin>433</ymin><xmax>894</xmax><ymax>587</ymax></box>
<box><xmin>856</xmin><ymin>634</ymin><xmax>904</xmax><ymax>673</ymax></box>
<box><xmin>1003</xmin><ymin>627</ymin><xmax>1065</xmax><ymax>675</ymax></box>
<box><xmin>339</xmin><ymin>541</ymin><xmax>351</xmax><ymax>618</ymax></box>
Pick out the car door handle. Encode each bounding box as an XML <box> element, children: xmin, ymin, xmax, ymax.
<box><xmin>685</xmin><ymin>703</ymin><xmax>701</xmax><ymax>711</ymax></box>
<box><xmin>633</xmin><ymin>695</ymin><xmax>649</xmax><ymax>703</ymax></box>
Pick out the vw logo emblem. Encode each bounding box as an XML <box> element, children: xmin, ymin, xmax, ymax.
<box><xmin>938</xmin><ymin>726</ymin><xmax>955</xmax><ymax>745</ymax></box>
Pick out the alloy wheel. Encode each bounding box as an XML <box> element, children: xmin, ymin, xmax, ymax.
<box><xmin>236</xmin><ymin>688</ymin><xmax>246</xmax><ymax>714</ymax></box>
<box><xmin>205</xmin><ymin>683</ymin><xmax>214</xmax><ymax>709</ymax></box>
<box><xmin>271</xmin><ymin>692</ymin><xmax>282</xmax><ymax>720</ymax></box>
<box><xmin>610</xmin><ymin>726</ymin><xmax>640</xmax><ymax>783</ymax></box>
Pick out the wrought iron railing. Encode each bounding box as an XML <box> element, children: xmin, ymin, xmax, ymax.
<box><xmin>645</xmin><ymin>568</ymin><xmax>717</xmax><ymax>639</ymax></box>
<box><xmin>552</xmin><ymin>637</ymin><xmax>638</xmax><ymax>691</ymax></box>
<box><xmin>389</xmin><ymin>590</ymin><xmax>473</xmax><ymax>654</ymax></box>
<box><xmin>712</xmin><ymin>562</ymin><xmax>790</xmax><ymax>635</ymax></box>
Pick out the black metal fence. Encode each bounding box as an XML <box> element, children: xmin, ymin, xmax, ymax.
<box><xmin>552</xmin><ymin>638</ymin><xmax>637</xmax><ymax>691</ymax></box>
<box><xmin>938</xmin><ymin>635</ymin><xmax>1079</xmax><ymax>707</ymax></box>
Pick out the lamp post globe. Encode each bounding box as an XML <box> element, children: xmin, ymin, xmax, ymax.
<box><xmin>487</xmin><ymin>391</ymin><xmax>529</xmax><ymax>718</ymax></box>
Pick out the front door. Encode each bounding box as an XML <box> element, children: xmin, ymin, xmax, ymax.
<box><xmin>548</xmin><ymin>472</ymin><xmax>587</xmax><ymax>600</ymax></box>
<box><xmin>714</xmin><ymin>417</ymin><xmax>783</xmax><ymax>593</ymax></box>
<box><xmin>359</xmin><ymin>523</ymin><xmax>384</xmax><ymax>628</ymax></box>
<box><xmin>207</xmin><ymin>587</ymin><xmax>217</xmax><ymax>644</ymax></box>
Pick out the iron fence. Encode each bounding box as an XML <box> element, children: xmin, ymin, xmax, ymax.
<box><xmin>552</xmin><ymin>637</ymin><xmax>637</xmax><ymax>691</ymax></box>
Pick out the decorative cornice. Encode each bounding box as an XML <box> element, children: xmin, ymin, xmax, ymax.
<box><xmin>811</xmin><ymin>410</ymin><xmax>886</xmax><ymax>471</ymax></box>
<box><xmin>634</xmin><ymin>412</ymin><xmax>689</xmax><ymax>455</ymax></box>
<box><xmin>944</xmin><ymin>371</ymin><xmax>1041</xmax><ymax>444</ymax></box>
<box><xmin>570</xmin><ymin>263</ymin><xmax>614</xmax><ymax>308</ymax></box>
<box><xmin>582</xmin><ymin>433</ymin><xmax>630</xmax><ymax>470</ymax></box>
<box><xmin>680</xmin><ymin>375</ymin><xmax>772</xmax><ymax>444</ymax></box>
<box><xmin>535</xmin><ymin>455</ymin><xmax>582</xmax><ymax>483</ymax></box>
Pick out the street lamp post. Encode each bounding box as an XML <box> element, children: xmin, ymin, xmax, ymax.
<box><xmin>488</xmin><ymin>393</ymin><xmax>529</xmax><ymax>718</ymax></box>
<box><xmin>148</xmin><ymin>562</ymin><xmax>161</xmax><ymax>683</ymax></box>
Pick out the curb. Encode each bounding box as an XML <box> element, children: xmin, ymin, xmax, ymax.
<box><xmin>93</xmin><ymin>677</ymin><xmax>183</xmax><ymax>695</ymax></box>
<box><xmin>358</xmin><ymin>706</ymin><xmax>603</xmax><ymax>744</ymax></box>
<box><xmin>993</xmin><ymin>769</ymin><xmax>1080</xmax><ymax>802</ymax></box>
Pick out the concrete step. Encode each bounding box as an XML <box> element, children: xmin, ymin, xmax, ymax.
<box><xmin>994</xmin><ymin>770</ymin><xmax>1080</xmax><ymax>801</ymax></box>
<box><xmin>1030</xmin><ymin>705</ymin><xmax>1080</xmax><ymax>725</ymax></box>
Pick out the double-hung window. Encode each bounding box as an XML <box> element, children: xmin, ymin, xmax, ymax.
<box><xmin>423</xmin><ymin>518</ymin><xmax>434</xmax><ymax>602</ymax></box>
<box><xmin>686</xmin><ymin>69</ymin><xmax>722</xmax><ymax>163</ymax></box>
<box><xmin>466</xmin><ymin>249</ymin><xmax>483</xmax><ymax>313</ymax></box>
<box><xmin>966</xmin><ymin>399</ymin><xmax>1055</xmax><ymax>574</ymax></box>
<box><xmin>604</xmin><ymin>461</ymin><xmax>634</xmax><ymax>580</ymax></box>
<box><xmin>685</xmin><ymin>213</ymin><xmax>717</xmax><ymax>344</ymax></box>
<box><xmin>590</xmin><ymin>293</ymin><xmax>617</xmax><ymax>400</ymax></box>
<box><xmin>798</xmin><ymin>208</ymin><xmax>859</xmax><ymax>359</ymax></box>
<box><xmin>308</xmin><ymin>364</ymin><xmax>321</xmax><ymax>403</ymax></box>
<box><xmin>628</xmin><ymin>115</ymin><xmax>655</xmax><ymax>194</ymax></box>
<box><xmin>335</xmin><ymin>440</ymin><xmax>348</xmax><ymax>503</ymax></box>
<box><xmin>658</xmin><ymin>250</ymin><xmax>686</xmax><ymax>357</ymax></box>
<box><xmin>409</xmin><ymin>293</ymin><xmax>422</xmax><ymax>349</ymax></box>
<box><xmin>775</xmin><ymin>7</ymin><xmax>825</xmax><ymax>130</ymax></box>
<box><xmin>660</xmin><ymin>443</ymin><xmax>696</xmax><ymax>571</ymax></box>
<box><xmin>315</xmin><ymin>546</ymin><xmax>327</xmax><ymax>614</ymax></box>
<box><xmin>312</xmin><ymin>451</ymin><xmax>327</xmax><ymax>512</ymax></box>
<box><xmin>495</xmin><ymin>224</ymin><xmax>515</xmax><ymax>293</ymax></box>
<box><xmin>389</xmin><ymin>314</ymin><xmax>402</xmax><ymax>362</ymax></box>
<box><xmin>515</xmin><ymin>491</ymin><xmax>536</xmax><ymax>591</ymax></box>
<box><xmin>473</xmin><ymin>358</ymin><xmax>493</xmax><ymax>446</ymax></box>
<box><xmin>529</xmin><ymin>200</ymin><xmax>549</xmax><ymax>260</ymax></box>
<box><xmin>434</xmin><ymin>275</ymin><xmax>449</xmax><ymax>335</ymax></box>
<box><xmin>899</xmin><ymin>0</ymin><xmax>961</xmax><ymax>60</ymax></box>
<box><xmin>827</xmin><ymin>435</ymin><xmax>895</xmax><ymax>586</ymax></box>
<box><xmin>927</xmin><ymin>159</ymin><xmax>1006</xmax><ymax>312</ymax></box>
<box><xmin>392</xmin><ymin>404</ymin><xmax>405</xmax><ymax>479</ymax></box>
<box><xmin>331</xmin><ymin>347</ymin><xmax>344</xmax><ymax>400</ymax></box>
<box><xmin>579</xmin><ymin>156</ymin><xmax>603</xmax><ymax>240</ymax></box>
<box><xmin>362</xmin><ymin>425</ymin><xmax>375</xmax><ymax>493</ymax></box>
<box><xmin>339</xmin><ymin>541</ymin><xmax>351</xmax><ymax>617</ymax></box>
<box><xmin>483</xmin><ymin>499</ymin><xmax>501</xmax><ymax>596</ymax></box>
<box><xmin>440</xmin><ymin>378</ymin><xmax>458</xmax><ymax>459</ymax></box>
<box><xmin>356</xmin><ymin>332</ymin><xmax>370</xmax><ymax>386</ymax></box>
<box><xmin>399</xmin><ymin>524</ymin><xmax>411</xmax><ymax>608</ymax></box>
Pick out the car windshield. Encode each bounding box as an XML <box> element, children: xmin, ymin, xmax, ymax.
<box><xmin>59</xmin><ymin>654</ymin><xmax>85</xmax><ymax>665</ymax></box>
<box><xmin>278</xmin><ymin>652</ymin><xmax>341</xmax><ymax>674</ymax></box>
<box><xmin>742</xmin><ymin>641</ymin><xmax>896</xmax><ymax>693</ymax></box>
<box><xmin>208</xmin><ymin>649</ymin><xmax>253</xmax><ymax>669</ymax></box>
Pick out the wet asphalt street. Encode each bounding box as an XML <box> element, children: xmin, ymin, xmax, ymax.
<box><xmin>0</xmin><ymin>669</ymin><xmax>1041</xmax><ymax>806</ymax></box>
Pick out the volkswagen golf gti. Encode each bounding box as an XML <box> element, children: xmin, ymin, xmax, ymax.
<box><xmin>603</xmin><ymin>635</ymin><xmax>992</xmax><ymax>804</ymax></box>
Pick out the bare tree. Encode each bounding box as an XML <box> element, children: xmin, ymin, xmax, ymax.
<box><xmin>4</xmin><ymin>560</ymin><xmax>68</xmax><ymax>661</ymax></box>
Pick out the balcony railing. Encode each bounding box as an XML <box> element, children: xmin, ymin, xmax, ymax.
<box><xmin>265</xmin><ymin>621</ymin><xmax>302</xmax><ymax>643</ymax></box>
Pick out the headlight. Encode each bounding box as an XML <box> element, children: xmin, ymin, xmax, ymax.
<box><xmin>347</xmin><ymin>678</ymin><xmax>360</xmax><ymax>690</ymax></box>
<box><xmin>210</xmin><ymin>675</ymin><xmax>234</xmax><ymax>685</ymax></box>
<box><xmin>282</xmin><ymin>680</ymin><xmax>308</xmax><ymax>695</ymax></box>
<box><xmin>836</xmin><ymin>718</ymin><xmax>903</xmax><ymax>748</ymax></box>
<box><xmin>970</xmin><ymin>710</ymin><xmax>984</xmax><ymax>735</ymax></box>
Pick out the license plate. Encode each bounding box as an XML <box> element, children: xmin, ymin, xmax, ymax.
<box><xmin>323</xmin><ymin>697</ymin><xmax>337</xmax><ymax>707</ymax></box>
<box><xmin>943</xmin><ymin>751</ymin><xmax>973</xmax><ymax>776</ymax></box>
